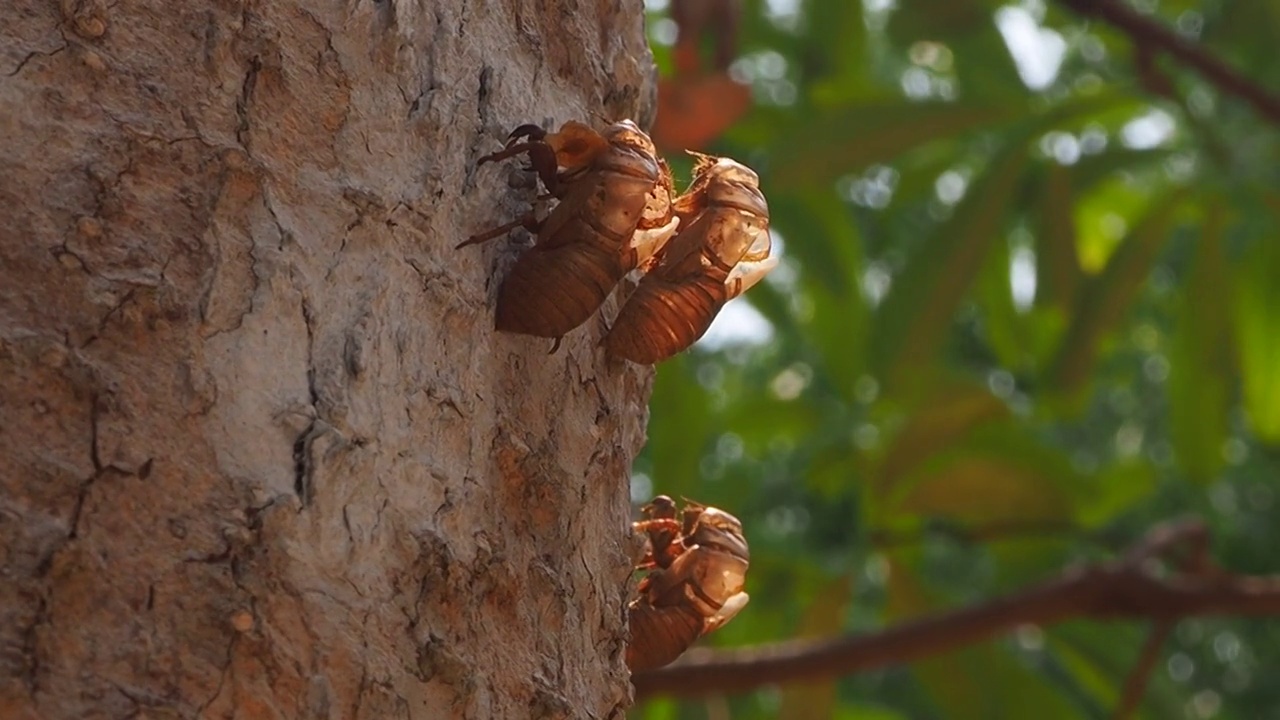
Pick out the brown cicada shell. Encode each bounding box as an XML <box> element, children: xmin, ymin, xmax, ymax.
<box><xmin>604</xmin><ymin>153</ymin><xmax>777</xmax><ymax>365</ymax></box>
<box><xmin>626</xmin><ymin>495</ymin><xmax>750</xmax><ymax>673</ymax></box>
<box><xmin>459</xmin><ymin>120</ymin><xmax>679</xmax><ymax>345</ymax></box>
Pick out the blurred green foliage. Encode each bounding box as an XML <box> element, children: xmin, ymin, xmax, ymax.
<box><xmin>632</xmin><ymin>0</ymin><xmax>1280</xmax><ymax>718</ymax></box>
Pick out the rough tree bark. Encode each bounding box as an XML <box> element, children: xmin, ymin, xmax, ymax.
<box><xmin>1</xmin><ymin>0</ymin><xmax>658</xmax><ymax>717</ymax></box>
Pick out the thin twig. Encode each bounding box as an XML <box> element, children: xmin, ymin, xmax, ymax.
<box><xmin>632</xmin><ymin>519</ymin><xmax>1280</xmax><ymax>700</ymax></box>
<box><xmin>1110</xmin><ymin>620</ymin><xmax>1174</xmax><ymax>720</ymax></box>
<box><xmin>1055</xmin><ymin>0</ymin><xmax>1280</xmax><ymax>124</ymax></box>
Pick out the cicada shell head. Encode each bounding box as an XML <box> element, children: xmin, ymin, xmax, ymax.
<box><xmin>545</xmin><ymin>120</ymin><xmax>612</xmax><ymax>177</ymax></box>
<box><xmin>602</xmin><ymin>119</ymin><xmax>660</xmax><ymax>160</ymax></box>
<box><xmin>687</xmin><ymin>506</ymin><xmax>750</xmax><ymax>563</ymax></box>
<box><xmin>643</xmin><ymin>494</ymin><xmax>679</xmax><ymax>518</ymax></box>
<box><xmin>694</xmin><ymin>155</ymin><xmax>770</xmax><ymax>266</ymax></box>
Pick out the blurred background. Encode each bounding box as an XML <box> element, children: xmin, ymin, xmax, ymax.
<box><xmin>629</xmin><ymin>0</ymin><xmax>1280</xmax><ymax>718</ymax></box>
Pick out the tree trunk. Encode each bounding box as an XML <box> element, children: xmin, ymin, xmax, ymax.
<box><xmin>1</xmin><ymin>1</ymin><xmax>657</xmax><ymax>717</ymax></box>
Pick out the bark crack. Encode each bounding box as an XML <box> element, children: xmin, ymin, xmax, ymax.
<box><xmin>234</xmin><ymin>56</ymin><xmax>261</xmax><ymax>151</ymax></box>
<box><xmin>4</xmin><ymin>44</ymin><xmax>67</xmax><ymax>77</ymax></box>
<box><xmin>293</xmin><ymin>297</ymin><xmax>321</xmax><ymax>505</ymax></box>
<box><xmin>68</xmin><ymin>393</ymin><xmax>112</xmax><ymax>539</ymax></box>
<box><xmin>18</xmin><ymin>596</ymin><xmax>48</xmax><ymax>694</ymax></box>
<box><xmin>195</xmin><ymin>634</ymin><xmax>237</xmax><ymax>716</ymax></box>
<box><xmin>80</xmin><ymin>288</ymin><xmax>139</xmax><ymax>349</ymax></box>
<box><xmin>476</xmin><ymin>65</ymin><xmax>494</xmax><ymax>128</ymax></box>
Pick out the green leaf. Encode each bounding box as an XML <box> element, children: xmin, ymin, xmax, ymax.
<box><xmin>1233</xmin><ymin>231</ymin><xmax>1280</xmax><ymax>444</ymax></box>
<box><xmin>891</xmin><ymin>438</ymin><xmax>1076</xmax><ymax>527</ymax></box>
<box><xmin>885</xmin><ymin>0</ymin><xmax>990</xmax><ymax>43</ymax></box>
<box><xmin>632</xmin><ymin>696</ymin><xmax>679</xmax><ymax>720</ymax></box>
<box><xmin>888</xmin><ymin>418</ymin><xmax>1147</xmax><ymax>530</ymax></box>
<box><xmin>872</xmin><ymin>138</ymin><xmax>1030</xmax><ymax>394</ymax></box>
<box><xmin>1073</xmin><ymin>460</ymin><xmax>1156</xmax><ymax>528</ymax></box>
<box><xmin>871</xmin><ymin>379</ymin><xmax>1011</xmax><ymax>499</ymax></box>
<box><xmin>1035</xmin><ymin>162</ymin><xmax>1083</xmax><ymax>313</ymax></box>
<box><xmin>1047</xmin><ymin>191</ymin><xmax>1184</xmax><ymax>398</ymax></box>
<box><xmin>646</xmin><ymin>354</ymin><xmax>714</xmax><ymax>489</ymax></box>
<box><xmin>1169</xmin><ymin>202</ymin><xmax>1234</xmax><ymax>481</ymax></box>
<box><xmin>718</xmin><ymin>391</ymin><xmax>825</xmax><ymax>448</ymax></box>
<box><xmin>883</xmin><ymin>554</ymin><xmax>986</xmax><ymax>714</ymax></box>
<box><xmin>1068</xmin><ymin>148</ymin><xmax>1173</xmax><ymax>194</ymax></box>
<box><xmin>772</xmin><ymin>101</ymin><xmax>1025</xmax><ymax>187</ymax></box>
<box><xmin>773</xmin><ymin>192</ymin><xmax>870</xmax><ymax>398</ymax></box>
<box><xmin>805</xmin><ymin>0</ymin><xmax>869</xmax><ymax>94</ymax></box>
<box><xmin>1072</xmin><ymin>173</ymin><xmax>1156</xmax><ymax>273</ymax></box>
<box><xmin>1045</xmin><ymin>621</ymin><xmax>1143</xmax><ymax>712</ymax></box>
<box><xmin>834</xmin><ymin>705</ymin><xmax>913</xmax><ymax>720</ymax></box>
<box><xmin>772</xmin><ymin>193</ymin><xmax>863</xmax><ymax>300</ymax></box>
<box><xmin>975</xmin><ymin>230</ymin><xmax>1033</xmax><ymax>371</ymax></box>
<box><xmin>1049</xmin><ymin>622</ymin><xmax>1185</xmax><ymax>720</ymax></box>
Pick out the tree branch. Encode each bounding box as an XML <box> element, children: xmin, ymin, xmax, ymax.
<box><xmin>632</xmin><ymin>519</ymin><xmax>1280</xmax><ymax>700</ymax></box>
<box><xmin>1054</xmin><ymin>0</ymin><xmax>1280</xmax><ymax>125</ymax></box>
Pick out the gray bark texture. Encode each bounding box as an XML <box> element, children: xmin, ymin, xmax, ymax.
<box><xmin>0</xmin><ymin>0</ymin><xmax>658</xmax><ymax>717</ymax></box>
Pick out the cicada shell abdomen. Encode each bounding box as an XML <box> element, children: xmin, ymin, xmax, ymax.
<box><xmin>463</xmin><ymin>120</ymin><xmax>678</xmax><ymax>341</ymax></box>
<box><xmin>604</xmin><ymin>154</ymin><xmax>775</xmax><ymax>364</ymax></box>
<box><xmin>494</xmin><ymin>232</ymin><xmax>631</xmax><ymax>337</ymax></box>
<box><xmin>627</xmin><ymin>597</ymin><xmax>704</xmax><ymax>672</ymax></box>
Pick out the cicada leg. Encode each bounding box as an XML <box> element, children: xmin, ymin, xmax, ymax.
<box><xmin>455</xmin><ymin>212</ymin><xmax>542</xmax><ymax>249</ymax></box>
<box><xmin>629</xmin><ymin>216</ymin><xmax>681</xmax><ymax>269</ymax></box>
<box><xmin>701</xmin><ymin>592</ymin><xmax>749</xmax><ymax>634</ymax></box>
<box><xmin>633</xmin><ymin>518</ymin><xmax>682</xmax><ymax>536</ymax></box>
<box><xmin>724</xmin><ymin>255</ymin><xmax>779</xmax><ymax>299</ymax></box>
<box><xmin>634</xmin><ymin>517</ymin><xmax>683</xmax><ymax>562</ymax></box>
<box><xmin>505</xmin><ymin>124</ymin><xmax>548</xmax><ymax>143</ymax></box>
<box><xmin>478</xmin><ymin>141</ymin><xmax>560</xmax><ymax>193</ymax></box>
<box><xmin>642</xmin><ymin>495</ymin><xmax>679</xmax><ymax>518</ymax></box>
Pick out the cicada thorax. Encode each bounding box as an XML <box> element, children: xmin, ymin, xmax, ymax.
<box><xmin>604</xmin><ymin>177</ymin><xmax>770</xmax><ymax>365</ymax></box>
